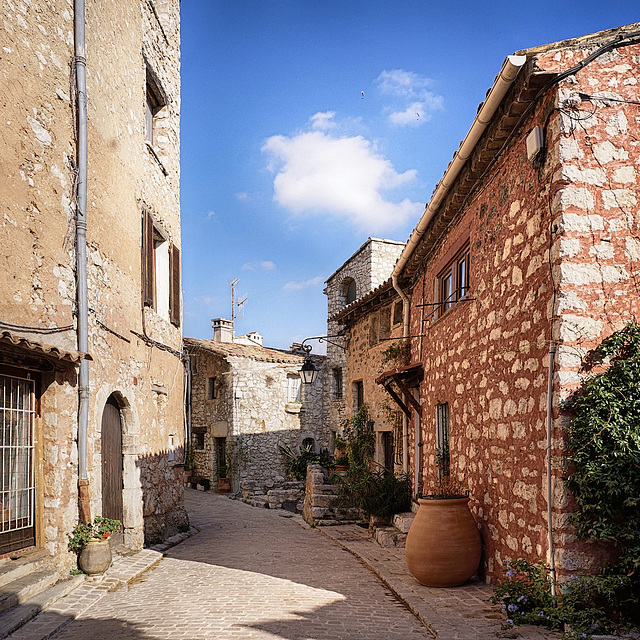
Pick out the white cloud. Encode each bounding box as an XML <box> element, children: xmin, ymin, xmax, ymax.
<box><xmin>192</xmin><ymin>295</ymin><xmax>216</xmax><ymax>305</ymax></box>
<box><xmin>283</xmin><ymin>275</ymin><xmax>324</xmax><ymax>291</ymax></box>
<box><xmin>242</xmin><ymin>260</ymin><xmax>276</xmax><ymax>271</ymax></box>
<box><xmin>234</xmin><ymin>192</ymin><xmax>249</xmax><ymax>201</ymax></box>
<box><xmin>376</xmin><ymin>69</ymin><xmax>443</xmax><ymax>127</ymax></box>
<box><xmin>206</xmin><ymin>210</ymin><xmax>216</xmax><ymax>219</ymax></box>
<box><xmin>262</xmin><ymin>116</ymin><xmax>422</xmax><ymax>232</ymax></box>
<box><xmin>310</xmin><ymin>111</ymin><xmax>337</xmax><ymax>131</ymax></box>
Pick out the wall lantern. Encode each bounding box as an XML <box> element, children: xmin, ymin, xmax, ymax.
<box><xmin>299</xmin><ymin>357</ymin><xmax>318</xmax><ymax>385</ymax></box>
<box><xmin>296</xmin><ymin>334</ymin><xmax>346</xmax><ymax>385</ymax></box>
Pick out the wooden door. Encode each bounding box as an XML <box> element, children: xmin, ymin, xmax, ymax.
<box><xmin>101</xmin><ymin>396</ymin><xmax>123</xmax><ymax>523</ymax></box>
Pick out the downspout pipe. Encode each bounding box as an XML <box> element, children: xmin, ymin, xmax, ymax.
<box><xmin>390</xmin><ymin>53</ymin><xmax>526</xmax><ymax>486</ymax></box>
<box><xmin>74</xmin><ymin>0</ymin><xmax>91</xmax><ymax>524</ymax></box>
<box><xmin>546</xmin><ymin>340</ymin><xmax>557</xmax><ymax>595</ymax></box>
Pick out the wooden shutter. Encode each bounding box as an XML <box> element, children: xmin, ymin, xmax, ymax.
<box><xmin>170</xmin><ymin>243</ymin><xmax>181</xmax><ymax>326</ymax></box>
<box><xmin>142</xmin><ymin>209</ymin><xmax>155</xmax><ymax>308</ymax></box>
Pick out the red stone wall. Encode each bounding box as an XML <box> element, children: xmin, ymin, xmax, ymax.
<box><xmin>406</xmin><ymin>40</ymin><xmax>640</xmax><ymax>583</ymax></box>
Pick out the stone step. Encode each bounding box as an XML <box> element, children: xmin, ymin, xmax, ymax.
<box><xmin>0</xmin><ymin>574</ymin><xmax>84</xmax><ymax>640</ymax></box>
<box><xmin>0</xmin><ymin>550</ymin><xmax>52</xmax><ymax>589</ymax></box>
<box><xmin>0</xmin><ymin>570</ymin><xmax>58</xmax><ymax>616</ymax></box>
<box><xmin>392</xmin><ymin>511</ymin><xmax>415</xmax><ymax>534</ymax></box>
<box><xmin>374</xmin><ymin>526</ymin><xmax>407</xmax><ymax>548</ymax></box>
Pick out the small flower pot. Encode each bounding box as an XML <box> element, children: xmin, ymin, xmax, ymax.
<box><xmin>78</xmin><ymin>538</ymin><xmax>112</xmax><ymax>575</ymax></box>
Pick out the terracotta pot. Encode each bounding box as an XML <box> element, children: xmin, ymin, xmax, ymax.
<box><xmin>218</xmin><ymin>478</ymin><xmax>230</xmax><ymax>493</ymax></box>
<box><xmin>78</xmin><ymin>538</ymin><xmax>112</xmax><ymax>575</ymax></box>
<box><xmin>405</xmin><ymin>497</ymin><xmax>481</xmax><ymax>587</ymax></box>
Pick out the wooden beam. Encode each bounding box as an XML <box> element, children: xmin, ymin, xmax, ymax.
<box><xmin>382</xmin><ymin>382</ymin><xmax>412</xmax><ymax>418</ymax></box>
<box><xmin>394</xmin><ymin>377</ymin><xmax>422</xmax><ymax>414</ymax></box>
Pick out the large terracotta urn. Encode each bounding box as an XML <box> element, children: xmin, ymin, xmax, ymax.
<box><xmin>405</xmin><ymin>497</ymin><xmax>481</xmax><ymax>587</ymax></box>
<box><xmin>78</xmin><ymin>538</ymin><xmax>113</xmax><ymax>575</ymax></box>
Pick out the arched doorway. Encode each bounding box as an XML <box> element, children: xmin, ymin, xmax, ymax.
<box><xmin>101</xmin><ymin>395</ymin><xmax>123</xmax><ymax>528</ymax></box>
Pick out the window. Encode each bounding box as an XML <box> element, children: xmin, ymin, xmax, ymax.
<box><xmin>193</xmin><ymin>432</ymin><xmax>205</xmax><ymax>450</ymax></box>
<box><xmin>286</xmin><ymin>375</ymin><xmax>301</xmax><ymax>404</ymax></box>
<box><xmin>145</xmin><ymin>67</ymin><xmax>166</xmax><ymax>147</ymax></box>
<box><xmin>379</xmin><ymin>305</ymin><xmax>391</xmax><ymax>341</ymax></box>
<box><xmin>302</xmin><ymin>437</ymin><xmax>315</xmax><ymax>451</ymax></box>
<box><xmin>332</xmin><ymin>368</ymin><xmax>343</xmax><ymax>400</ymax></box>
<box><xmin>346</xmin><ymin>279</ymin><xmax>357</xmax><ymax>304</ymax></box>
<box><xmin>436</xmin><ymin>402</ymin><xmax>450</xmax><ymax>479</ymax></box>
<box><xmin>369</xmin><ymin>313</ymin><xmax>379</xmax><ymax>347</ymax></box>
<box><xmin>142</xmin><ymin>208</ymin><xmax>180</xmax><ymax>326</ymax></box>
<box><xmin>435</xmin><ymin>242</ymin><xmax>470</xmax><ymax>319</ymax></box>
<box><xmin>353</xmin><ymin>380</ymin><xmax>364</xmax><ymax>412</ymax></box>
<box><xmin>207</xmin><ymin>377</ymin><xmax>217</xmax><ymax>400</ymax></box>
<box><xmin>393</xmin><ymin>300</ymin><xmax>403</xmax><ymax>326</ymax></box>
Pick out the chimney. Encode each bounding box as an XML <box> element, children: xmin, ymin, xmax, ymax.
<box><xmin>212</xmin><ymin>318</ymin><xmax>233</xmax><ymax>343</ymax></box>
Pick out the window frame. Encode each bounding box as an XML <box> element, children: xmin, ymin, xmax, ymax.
<box><xmin>142</xmin><ymin>208</ymin><xmax>181</xmax><ymax>327</ymax></box>
<box><xmin>435</xmin><ymin>240</ymin><xmax>470</xmax><ymax>320</ymax></box>
<box><xmin>207</xmin><ymin>376</ymin><xmax>217</xmax><ymax>401</ymax></box>
<box><xmin>436</xmin><ymin>402</ymin><xmax>450</xmax><ymax>479</ymax></box>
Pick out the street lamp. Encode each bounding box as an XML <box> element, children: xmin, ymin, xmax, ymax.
<box><xmin>296</xmin><ymin>334</ymin><xmax>345</xmax><ymax>384</ymax></box>
<box><xmin>299</xmin><ymin>357</ymin><xmax>318</xmax><ymax>385</ymax></box>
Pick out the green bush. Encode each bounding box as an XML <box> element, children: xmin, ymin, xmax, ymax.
<box><xmin>493</xmin><ymin>322</ymin><xmax>640</xmax><ymax>638</ymax></box>
<box><xmin>279</xmin><ymin>444</ymin><xmax>334</xmax><ymax>481</ymax></box>
<box><xmin>350</xmin><ymin>470</ymin><xmax>411</xmax><ymax>518</ymax></box>
<box><xmin>68</xmin><ymin>516</ymin><xmax>122</xmax><ymax>553</ymax></box>
<box><xmin>491</xmin><ymin>559</ymin><xmax>638</xmax><ymax>639</ymax></box>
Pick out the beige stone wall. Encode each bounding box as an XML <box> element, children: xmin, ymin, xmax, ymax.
<box><xmin>0</xmin><ymin>0</ymin><xmax>186</xmax><ymax>568</ymax></box>
<box><xmin>187</xmin><ymin>343</ymin><xmax>327</xmax><ymax>496</ymax></box>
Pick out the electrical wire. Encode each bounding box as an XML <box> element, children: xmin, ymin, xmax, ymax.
<box><xmin>0</xmin><ymin>320</ymin><xmax>75</xmax><ymax>334</ymax></box>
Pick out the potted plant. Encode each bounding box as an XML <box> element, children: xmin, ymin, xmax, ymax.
<box><xmin>405</xmin><ymin>456</ymin><xmax>482</xmax><ymax>587</ymax></box>
<box><xmin>68</xmin><ymin>516</ymin><xmax>122</xmax><ymax>575</ymax></box>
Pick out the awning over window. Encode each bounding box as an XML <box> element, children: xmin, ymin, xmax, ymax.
<box><xmin>0</xmin><ymin>330</ymin><xmax>91</xmax><ymax>371</ymax></box>
<box><xmin>376</xmin><ymin>363</ymin><xmax>423</xmax><ymax>418</ymax></box>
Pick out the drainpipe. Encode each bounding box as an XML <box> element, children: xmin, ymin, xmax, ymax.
<box><xmin>392</xmin><ymin>273</ymin><xmax>411</xmax><ymax>475</ymax></box>
<box><xmin>74</xmin><ymin>0</ymin><xmax>91</xmax><ymax>524</ymax></box>
<box><xmin>546</xmin><ymin>340</ymin><xmax>557</xmax><ymax>595</ymax></box>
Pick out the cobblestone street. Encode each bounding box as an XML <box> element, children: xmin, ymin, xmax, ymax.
<box><xmin>46</xmin><ymin>490</ymin><xmax>434</xmax><ymax>639</ymax></box>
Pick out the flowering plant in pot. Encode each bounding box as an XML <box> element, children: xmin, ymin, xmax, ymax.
<box><xmin>405</xmin><ymin>446</ymin><xmax>481</xmax><ymax>587</ymax></box>
<box><xmin>69</xmin><ymin>516</ymin><xmax>122</xmax><ymax>575</ymax></box>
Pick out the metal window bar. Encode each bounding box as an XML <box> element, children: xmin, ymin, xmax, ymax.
<box><xmin>436</xmin><ymin>402</ymin><xmax>449</xmax><ymax>479</ymax></box>
<box><xmin>1</xmin><ymin>375</ymin><xmax>35</xmax><ymax>535</ymax></box>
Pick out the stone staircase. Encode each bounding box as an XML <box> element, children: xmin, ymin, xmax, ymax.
<box><xmin>0</xmin><ymin>549</ymin><xmax>83</xmax><ymax>639</ymax></box>
<box><xmin>371</xmin><ymin>511</ymin><xmax>415</xmax><ymax>548</ymax></box>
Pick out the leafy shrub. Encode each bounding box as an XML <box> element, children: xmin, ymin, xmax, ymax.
<box><xmin>68</xmin><ymin>516</ymin><xmax>122</xmax><ymax>552</ymax></box>
<box><xmin>279</xmin><ymin>444</ymin><xmax>334</xmax><ymax>481</ymax></box>
<box><xmin>350</xmin><ymin>470</ymin><xmax>411</xmax><ymax>518</ymax></box>
<box><xmin>492</xmin><ymin>560</ymin><xmax>638</xmax><ymax>639</ymax></box>
<box><xmin>564</xmin><ymin>321</ymin><xmax>640</xmax><ymax>575</ymax></box>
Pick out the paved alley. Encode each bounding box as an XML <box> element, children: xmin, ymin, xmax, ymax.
<box><xmin>38</xmin><ymin>490</ymin><xmax>435</xmax><ymax>639</ymax></box>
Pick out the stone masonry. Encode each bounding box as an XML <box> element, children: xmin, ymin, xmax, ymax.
<box><xmin>0</xmin><ymin>0</ymin><xmax>187</xmax><ymax>569</ymax></box>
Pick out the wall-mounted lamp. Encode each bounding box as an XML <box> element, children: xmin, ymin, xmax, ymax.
<box><xmin>296</xmin><ymin>334</ymin><xmax>345</xmax><ymax>385</ymax></box>
<box><xmin>299</xmin><ymin>356</ymin><xmax>318</xmax><ymax>385</ymax></box>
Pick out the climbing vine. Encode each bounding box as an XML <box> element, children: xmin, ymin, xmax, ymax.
<box><xmin>564</xmin><ymin>320</ymin><xmax>640</xmax><ymax>575</ymax></box>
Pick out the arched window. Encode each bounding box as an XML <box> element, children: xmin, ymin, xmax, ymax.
<box><xmin>341</xmin><ymin>277</ymin><xmax>357</xmax><ymax>306</ymax></box>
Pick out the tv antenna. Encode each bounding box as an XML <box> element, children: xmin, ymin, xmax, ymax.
<box><xmin>230</xmin><ymin>279</ymin><xmax>247</xmax><ymax>338</ymax></box>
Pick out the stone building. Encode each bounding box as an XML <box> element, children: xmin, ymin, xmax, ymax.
<box><xmin>185</xmin><ymin>321</ymin><xmax>327</xmax><ymax>501</ymax></box>
<box><xmin>338</xmin><ymin>24</ymin><xmax>640</xmax><ymax>583</ymax></box>
<box><xmin>322</xmin><ymin>238</ymin><xmax>404</xmax><ymax>453</ymax></box>
<box><xmin>0</xmin><ymin>0</ymin><xmax>187</xmax><ymax>573</ymax></box>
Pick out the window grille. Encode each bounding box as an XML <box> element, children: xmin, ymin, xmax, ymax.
<box><xmin>0</xmin><ymin>373</ymin><xmax>35</xmax><ymax>554</ymax></box>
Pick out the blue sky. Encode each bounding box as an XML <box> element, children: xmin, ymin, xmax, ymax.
<box><xmin>180</xmin><ymin>1</ymin><xmax>639</xmax><ymax>352</ymax></box>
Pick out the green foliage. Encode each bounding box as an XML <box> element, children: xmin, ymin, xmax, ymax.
<box><xmin>492</xmin><ymin>560</ymin><xmax>638</xmax><ymax>639</ymax></box>
<box><xmin>333</xmin><ymin>405</ymin><xmax>409</xmax><ymax>518</ymax></box>
<box><xmin>342</xmin><ymin>405</ymin><xmax>374</xmax><ymax>472</ymax></box>
<box><xmin>349</xmin><ymin>470</ymin><xmax>411</xmax><ymax>518</ymax></box>
<box><xmin>564</xmin><ymin>321</ymin><xmax>640</xmax><ymax>574</ymax></box>
<box><xmin>381</xmin><ymin>340</ymin><xmax>410</xmax><ymax>367</ymax></box>
<box><xmin>68</xmin><ymin>516</ymin><xmax>122</xmax><ymax>553</ymax></box>
<box><xmin>184</xmin><ymin>443</ymin><xmax>195</xmax><ymax>471</ymax></box>
<box><xmin>222</xmin><ymin>437</ymin><xmax>250</xmax><ymax>479</ymax></box>
<box><xmin>493</xmin><ymin>323</ymin><xmax>640</xmax><ymax>638</ymax></box>
<box><xmin>279</xmin><ymin>444</ymin><xmax>334</xmax><ymax>481</ymax></box>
